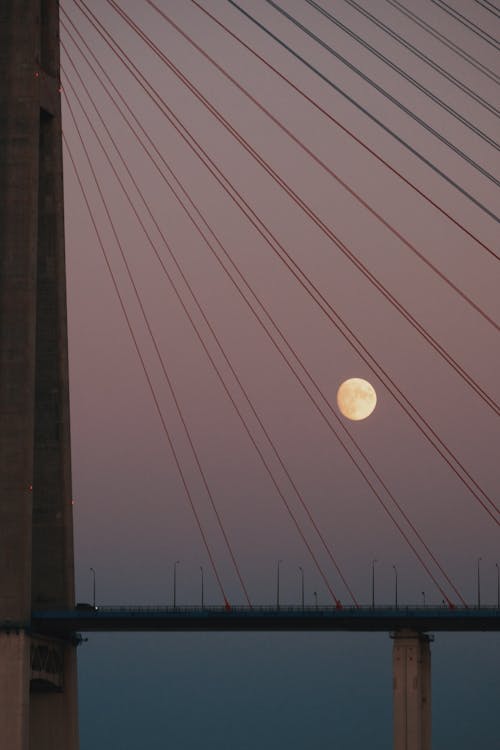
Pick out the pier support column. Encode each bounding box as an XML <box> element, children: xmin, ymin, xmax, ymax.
<box><xmin>0</xmin><ymin>633</ymin><xmax>30</xmax><ymax>750</ymax></box>
<box><xmin>1</xmin><ymin>1</ymin><xmax>79</xmax><ymax>747</ymax></box>
<box><xmin>392</xmin><ymin>630</ymin><xmax>431</xmax><ymax>750</ymax></box>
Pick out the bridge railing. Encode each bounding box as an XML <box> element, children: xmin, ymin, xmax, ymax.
<box><xmin>69</xmin><ymin>603</ymin><xmax>499</xmax><ymax>614</ymax></box>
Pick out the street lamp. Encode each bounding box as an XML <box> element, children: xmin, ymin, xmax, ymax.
<box><xmin>298</xmin><ymin>566</ymin><xmax>304</xmax><ymax>609</ymax></box>
<box><xmin>477</xmin><ymin>557</ymin><xmax>482</xmax><ymax>608</ymax></box>
<box><xmin>496</xmin><ymin>563</ymin><xmax>499</xmax><ymax>609</ymax></box>
<box><xmin>276</xmin><ymin>560</ymin><xmax>282</xmax><ymax>609</ymax></box>
<box><xmin>173</xmin><ymin>560</ymin><xmax>180</xmax><ymax>608</ymax></box>
<box><xmin>90</xmin><ymin>567</ymin><xmax>96</xmax><ymax>610</ymax></box>
<box><xmin>421</xmin><ymin>591</ymin><xmax>426</xmax><ymax>606</ymax></box>
<box><xmin>393</xmin><ymin>565</ymin><xmax>398</xmax><ymax>608</ymax></box>
<box><xmin>200</xmin><ymin>566</ymin><xmax>204</xmax><ymax>608</ymax></box>
<box><xmin>371</xmin><ymin>559</ymin><xmax>378</xmax><ymax>608</ymax></box>
<box><xmin>313</xmin><ymin>591</ymin><xmax>318</xmax><ymax>609</ymax></box>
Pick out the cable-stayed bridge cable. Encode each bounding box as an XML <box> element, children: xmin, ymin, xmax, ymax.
<box><xmin>472</xmin><ymin>0</ymin><xmax>500</xmax><ymax>18</ymax></box>
<box><xmin>100</xmin><ymin>0</ymin><xmax>500</xmax><ymax>415</ymax></box>
<box><xmin>62</xmin><ymin>89</ymin><xmax>254</xmax><ymax>607</ymax></box>
<box><xmin>190</xmin><ymin>0</ymin><xmax>498</xmax><ymax>261</ymax></box>
<box><xmin>226</xmin><ymin>0</ymin><xmax>499</xmax><ymax>222</ymax></box>
<box><xmin>303</xmin><ymin>0</ymin><xmax>499</xmax><ymax>148</ymax></box>
<box><xmin>63</xmin><ymin>2</ymin><xmax>500</xmax><ymax>527</ymax></box>
<box><xmin>61</xmin><ymin>54</ymin><xmax>354</xmax><ymax>606</ymax></box>
<box><xmin>264</xmin><ymin>0</ymin><xmax>500</xmax><ymax>187</ymax></box>
<box><xmin>62</xmin><ymin>70</ymin><xmax>461</xmax><ymax>609</ymax></box>
<box><xmin>340</xmin><ymin>0</ymin><xmax>499</xmax><ymax>117</ymax></box>
<box><xmin>61</xmin><ymin>13</ymin><xmax>473</xmax><ymax>603</ymax></box>
<box><xmin>430</xmin><ymin>0</ymin><xmax>500</xmax><ymax>51</ymax></box>
<box><xmin>383</xmin><ymin>0</ymin><xmax>500</xmax><ymax>85</ymax></box>
<box><xmin>65</xmin><ymin>38</ymin><xmax>472</xmax><ymax>606</ymax></box>
<box><xmin>144</xmin><ymin>0</ymin><xmax>498</xmax><ymax>333</ymax></box>
<box><xmin>62</xmin><ymin>129</ymin><xmax>233</xmax><ymax>608</ymax></box>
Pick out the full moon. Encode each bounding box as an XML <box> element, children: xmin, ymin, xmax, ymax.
<box><xmin>337</xmin><ymin>378</ymin><xmax>377</xmax><ymax>421</ymax></box>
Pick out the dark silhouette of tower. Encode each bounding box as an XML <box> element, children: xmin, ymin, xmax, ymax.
<box><xmin>0</xmin><ymin>1</ymin><xmax>79</xmax><ymax>747</ymax></box>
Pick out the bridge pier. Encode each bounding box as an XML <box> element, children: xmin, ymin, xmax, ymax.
<box><xmin>0</xmin><ymin>633</ymin><xmax>30</xmax><ymax>749</ymax></box>
<box><xmin>30</xmin><ymin>640</ymin><xmax>80</xmax><ymax>750</ymax></box>
<box><xmin>1</xmin><ymin>1</ymin><xmax>79</xmax><ymax>747</ymax></box>
<box><xmin>0</xmin><ymin>631</ymin><xmax>79</xmax><ymax>750</ymax></box>
<box><xmin>392</xmin><ymin>630</ymin><xmax>431</xmax><ymax>750</ymax></box>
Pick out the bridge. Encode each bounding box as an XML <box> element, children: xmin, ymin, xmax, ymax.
<box><xmin>30</xmin><ymin>605</ymin><xmax>500</xmax><ymax>633</ymax></box>
<box><xmin>1</xmin><ymin>0</ymin><xmax>498</xmax><ymax>749</ymax></box>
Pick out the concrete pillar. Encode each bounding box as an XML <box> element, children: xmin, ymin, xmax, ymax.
<box><xmin>30</xmin><ymin>644</ymin><xmax>80</xmax><ymax>750</ymax></box>
<box><xmin>392</xmin><ymin>630</ymin><xmax>431</xmax><ymax>750</ymax></box>
<box><xmin>0</xmin><ymin>2</ymin><xmax>79</xmax><ymax>748</ymax></box>
<box><xmin>0</xmin><ymin>633</ymin><xmax>31</xmax><ymax>750</ymax></box>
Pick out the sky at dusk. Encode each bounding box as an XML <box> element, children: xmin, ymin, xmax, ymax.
<box><xmin>58</xmin><ymin>0</ymin><xmax>499</xmax><ymax>747</ymax></box>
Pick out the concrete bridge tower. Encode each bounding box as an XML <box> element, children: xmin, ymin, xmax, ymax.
<box><xmin>0</xmin><ymin>1</ymin><xmax>79</xmax><ymax>747</ymax></box>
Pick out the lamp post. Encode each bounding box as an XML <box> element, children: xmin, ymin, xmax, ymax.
<box><xmin>173</xmin><ymin>560</ymin><xmax>180</xmax><ymax>608</ymax></box>
<box><xmin>313</xmin><ymin>591</ymin><xmax>318</xmax><ymax>609</ymax></box>
<box><xmin>421</xmin><ymin>591</ymin><xmax>426</xmax><ymax>606</ymax></box>
<box><xmin>371</xmin><ymin>559</ymin><xmax>377</xmax><ymax>608</ymax></box>
<box><xmin>90</xmin><ymin>567</ymin><xmax>96</xmax><ymax>609</ymax></box>
<box><xmin>200</xmin><ymin>565</ymin><xmax>204</xmax><ymax>608</ymax></box>
<box><xmin>393</xmin><ymin>565</ymin><xmax>398</xmax><ymax>608</ymax></box>
<box><xmin>477</xmin><ymin>557</ymin><xmax>482</xmax><ymax>608</ymax></box>
<box><xmin>276</xmin><ymin>560</ymin><xmax>282</xmax><ymax>609</ymax></box>
<box><xmin>298</xmin><ymin>566</ymin><xmax>304</xmax><ymax>609</ymax></box>
<box><xmin>496</xmin><ymin>563</ymin><xmax>499</xmax><ymax>609</ymax></box>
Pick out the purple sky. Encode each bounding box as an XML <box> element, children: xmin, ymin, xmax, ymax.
<box><xmin>60</xmin><ymin>0</ymin><xmax>499</xmax><ymax>746</ymax></box>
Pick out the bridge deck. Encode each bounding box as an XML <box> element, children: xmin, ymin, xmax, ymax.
<box><xmin>23</xmin><ymin>605</ymin><xmax>500</xmax><ymax>634</ymax></box>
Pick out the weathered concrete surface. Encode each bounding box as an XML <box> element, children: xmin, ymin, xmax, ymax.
<box><xmin>0</xmin><ymin>0</ymin><xmax>40</xmax><ymax>627</ymax></box>
<box><xmin>0</xmin><ymin>2</ymin><xmax>79</xmax><ymax>747</ymax></box>
<box><xmin>30</xmin><ymin>644</ymin><xmax>80</xmax><ymax>749</ymax></box>
<box><xmin>0</xmin><ymin>633</ymin><xmax>31</xmax><ymax>750</ymax></box>
<box><xmin>393</xmin><ymin>630</ymin><xmax>431</xmax><ymax>750</ymax></box>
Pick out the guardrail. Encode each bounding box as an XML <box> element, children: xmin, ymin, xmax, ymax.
<box><xmin>71</xmin><ymin>603</ymin><xmax>499</xmax><ymax>612</ymax></box>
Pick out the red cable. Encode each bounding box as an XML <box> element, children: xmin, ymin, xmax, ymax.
<box><xmin>65</xmin><ymin>82</ymin><xmax>450</xmax><ymax>607</ymax></box>
<box><xmin>65</xmin><ymin>5</ymin><xmax>490</xmax><ymax>590</ymax></box>
<box><xmin>62</xmin><ymin>12</ymin><xmax>473</xmax><ymax>604</ymax></box>
<box><xmin>63</xmin><ymin>105</ymin><xmax>233</xmax><ymax>609</ymax></box>
<box><xmin>61</xmin><ymin>58</ymin><xmax>350</xmax><ymax>607</ymax></box>
<box><xmin>146</xmin><ymin>0</ymin><xmax>498</xmax><ymax>334</ymax></box>
<box><xmin>191</xmin><ymin>0</ymin><xmax>499</xmax><ymax>263</ymax></box>
<box><xmin>65</xmin><ymin>1</ymin><xmax>499</xmax><ymax>525</ymax></box>
<box><xmin>104</xmin><ymin>0</ymin><xmax>499</xmax><ymax>418</ymax></box>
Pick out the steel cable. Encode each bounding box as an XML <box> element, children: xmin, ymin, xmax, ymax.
<box><xmin>62</xmin><ymin>128</ymin><xmax>234</xmax><ymax>608</ymax></box>
<box><xmin>65</xmin><ymin>1</ymin><xmax>500</xmax><ymax>525</ymax></box>
<box><xmin>265</xmin><ymin>0</ymin><xmax>500</xmax><ymax>186</ymax></box>
<box><xmin>61</xmin><ymin>54</ymin><xmax>354</xmax><ymax>607</ymax></box>
<box><xmin>305</xmin><ymin>0</ymin><xmax>499</xmax><ymax>146</ymax></box>
<box><xmin>383</xmin><ymin>0</ymin><xmax>500</xmax><ymax>85</ymax></box>
<box><xmin>341</xmin><ymin>0</ymin><xmax>499</xmax><ymax>117</ymax></box>
<box><xmin>191</xmin><ymin>0</ymin><xmax>498</xmax><ymax>261</ymax></box>
<box><xmin>430</xmin><ymin>0</ymin><xmax>500</xmax><ymax>51</ymax></box>
<box><xmin>62</xmin><ymin>9</ymin><xmax>476</xmax><ymax>603</ymax></box>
